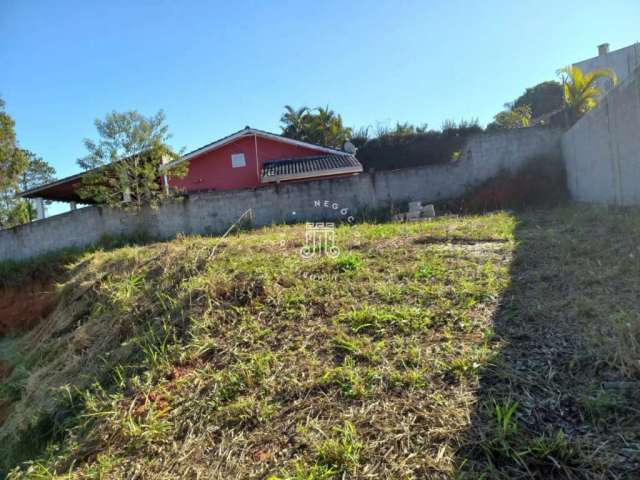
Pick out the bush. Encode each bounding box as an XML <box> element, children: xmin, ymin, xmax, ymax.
<box><xmin>354</xmin><ymin>120</ymin><xmax>483</xmax><ymax>171</ymax></box>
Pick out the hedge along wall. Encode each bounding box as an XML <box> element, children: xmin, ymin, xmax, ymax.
<box><xmin>355</xmin><ymin>124</ymin><xmax>483</xmax><ymax>171</ymax></box>
<box><xmin>0</xmin><ymin>127</ymin><xmax>563</xmax><ymax>262</ymax></box>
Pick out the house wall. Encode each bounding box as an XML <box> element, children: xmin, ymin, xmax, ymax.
<box><xmin>573</xmin><ymin>43</ymin><xmax>640</xmax><ymax>95</ymax></box>
<box><xmin>0</xmin><ymin>127</ymin><xmax>563</xmax><ymax>262</ymax></box>
<box><xmin>562</xmin><ymin>66</ymin><xmax>640</xmax><ymax>206</ymax></box>
<box><xmin>170</xmin><ymin>135</ymin><xmax>327</xmax><ymax>192</ymax></box>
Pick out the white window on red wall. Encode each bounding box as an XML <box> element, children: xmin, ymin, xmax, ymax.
<box><xmin>231</xmin><ymin>153</ymin><xmax>246</xmax><ymax>168</ymax></box>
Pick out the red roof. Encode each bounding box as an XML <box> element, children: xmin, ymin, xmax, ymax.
<box><xmin>20</xmin><ymin>169</ymin><xmax>98</xmax><ymax>203</ymax></box>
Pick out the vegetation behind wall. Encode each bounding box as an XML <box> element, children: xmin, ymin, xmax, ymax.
<box><xmin>352</xmin><ymin>120</ymin><xmax>483</xmax><ymax>171</ymax></box>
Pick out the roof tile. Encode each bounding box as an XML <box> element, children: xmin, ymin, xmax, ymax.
<box><xmin>262</xmin><ymin>154</ymin><xmax>362</xmax><ymax>180</ymax></box>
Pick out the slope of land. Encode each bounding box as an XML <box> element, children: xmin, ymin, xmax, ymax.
<box><xmin>0</xmin><ymin>205</ymin><xmax>638</xmax><ymax>479</ymax></box>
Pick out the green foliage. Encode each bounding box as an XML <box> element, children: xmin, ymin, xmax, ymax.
<box><xmin>14</xmin><ymin>151</ymin><xmax>56</xmax><ymax>223</ymax></box>
<box><xmin>18</xmin><ymin>151</ymin><xmax>56</xmax><ymax>194</ymax></box>
<box><xmin>0</xmin><ymin>97</ymin><xmax>28</xmax><ymax>228</ymax></box>
<box><xmin>494</xmin><ymin>400</ymin><xmax>519</xmax><ymax>440</ymax></box>
<box><xmin>374</xmin><ymin>121</ymin><xmax>430</xmax><ymax>138</ymax></box>
<box><xmin>478</xmin><ymin>400</ymin><xmax>523</xmax><ymax>467</ymax></box>
<box><xmin>0</xmin><ymin>97</ymin><xmax>26</xmax><ymax>195</ymax></box>
<box><xmin>333</xmin><ymin>253</ymin><xmax>362</xmax><ymax>272</ymax></box>
<box><xmin>0</xmin><ymin>98</ymin><xmax>55</xmax><ymax>228</ymax></box>
<box><xmin>280</xmin><ymin>105</ymin><xmax>352</xmax><ymax>149</ymax></box>
<box><xmin>274</xmin><ymin>421</ymin><xmax>363</xmax><ymax>478</ymax></box>
<box><xmin>558</xmin><ymin>65</ymin><xmax>618</xmax><ymax>124</ymax></box>
<box><xmin>314</xmin><ymin>421</ymin><xmax>362</xmax><ymax>474</ymax></box>
<box><xmin>488</xmin><ymin>105</ymin><xmax>531</xmax><ymax>130</ymax></box>
<box><xmin>281</xmin><ymin>106</ymin><xmax>483</xmax><ymax>171</ymax></box>
<box><xmin>355</xmin><ymin>119</ymin><xmax>482</xmax><ymax>171</ymax></box>
<box><xmin>527</xmin><ymin>430</ymin><xmax>573</xmax><ymax>463</ymax></box>
<box><xmin>76</xmin><ymin>110</ymin><xmax>187</xmax><ymax>210</ymax></box>
<box><xmin>580</xmin><ymin>389</ymin><xmax>625</xmax><ymax>426</ymax></box>
<box><xmin>512</xmin><ymin>81</ymin><xmax>564</xmax><ymax>118</ymax></box>
<box><xmin>341</xmin><ymin>304</ymin><xmax>430</xmax><ymax>336</ymax></box>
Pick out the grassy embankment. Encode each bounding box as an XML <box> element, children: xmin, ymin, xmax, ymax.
<box><xmin>0</xmin><ymin>205</ymin><xmax>638</xmax><ymax>479</ymax></box>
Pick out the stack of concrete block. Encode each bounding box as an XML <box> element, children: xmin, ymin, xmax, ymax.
<box><xmin>393</xmin><ymin>201</ymin><xmax>436</xmax><ymax>222</ymax></box>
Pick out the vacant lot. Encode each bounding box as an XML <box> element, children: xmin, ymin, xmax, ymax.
<box><xmin>0</xmin><ymin>205</ymin><xmax>638</xmax><ymax>479</ymax></box>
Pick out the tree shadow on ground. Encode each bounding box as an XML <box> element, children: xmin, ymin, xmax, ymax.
<box><xmin>457</xmin><ymin>206</ymin><xmax>640</xmax><ymax>479</ymax></box>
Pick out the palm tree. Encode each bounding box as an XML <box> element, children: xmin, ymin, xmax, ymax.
<box><xmin>280</xmin><ymin>105</ymin><xmax>310</xmax><ymax>140</ymax></box>
<box><xmin>311</xmin><ymin>106</ymin><xmax>352</xmax><ymax>147</ymax></box>
<box><xmin>280</xmin><ymin>105</ymin><xmax>352</xmax><ymax>148</ymax></box>
<box><xmin>558</xmin><ymin>65</ymin><xmax>618</xmax><ymax>123</ymax></box>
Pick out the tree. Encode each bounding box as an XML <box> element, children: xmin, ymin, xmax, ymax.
<box><xmin>512</xmin><ymin>81</ymin><xmax>564</xmax><ymax>119</ymax></box>
<box><xmin>0</xmin><ymin>98</ymin><xmax>57</xmax><ymax>227</ymax></box>
<box><xmin>76</xmin><ymin>110</ymin><xmax>186</xmax><ymax>210</ymax></box>
<box><xmin>488</xmin><ymin>105</ymin><xmax>532</xmax><ymax>130</ymax></box>
<box><xmin>558</xmin><ymin>65</ymin><xmax>618</xmax><ymax>124</ymax></box>
<box><xmin>0</xmin><ymin>97</ymin><xmax>28</xmax><ymax>221</ymax></box>
<box><xmin>280</xmin><ymin>105</ymin><xmax>352</xmax><ymax>148</ymax></box>
<box><xmin>16</xmin><ymin>151</ymin><xmax>56</xmax><ymax>222</ymax></box>
<box><xmin>0</xmin><ymin>149</ymin><xmax>57</xmax><ymax>226</ymax></box>
<box><xmin>18</xmin><ymin>151</ymin><xmax>56</xmax><ymax>192</ymax></box>
<box><xmin>0</xmin><ymin>97</ymin><xmax>29</xmax><ymax>228</ymax></box>
<box><xmin>280</xmin><ymin>105</ymin><xmax>310</xmax><ymax>140</ymax></box>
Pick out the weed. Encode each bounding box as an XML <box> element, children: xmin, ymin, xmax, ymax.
<box><xmin>340</xmin><ymin>304</ymin><xmax>430</xmax><ymax>336</ymax></box>
<box><xmin>580</xmin><ymin>389</ymin><xmax>626</xmax><ymax>426</ymax></box>
<box><xmin>322</xmin><ymin>357</ymin><xmax>371</xmax><ymax>399</ymax></box>
<box><xmin>416</xmin><ymin>260</ymin><xmax>446</xmax><ymax>280</ymax></box>
<box><xmin>494</xmin><ymin>400</ymin><xmax>519</xmax><ymax>439</ymax></box>
<box><xmin>314</xmin><ymin>421</ymin><xmax>363</xmax><ymax>475</ymax></box>
<box><xmin>479</xmin><ymin>400</ymin><xmax>522</xmax><ymax>466</ymax></box>
<box><xmin>609</xmin><ymin>310</ymin><xmax>640</xmax><ymax>377</ymax></box>
<box><xmin>333</xmin><ymin>253</ymin><xmax>362</xmax><ymax>272</ymax></box>
<box><xmin>526</xmin><ymin>430</ymin><xmax>574</xmax><ymax>463</ymax></box>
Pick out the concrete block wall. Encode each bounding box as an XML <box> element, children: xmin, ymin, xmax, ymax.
<box><xmin>0</xmin><ymin>126</ymin><xmax>562</xmax><ymax>262</ymax></box>
<box><xmin>562</xmin><ymin>67</ymin><xmax>640</xmax><ymax>206</ymax></box>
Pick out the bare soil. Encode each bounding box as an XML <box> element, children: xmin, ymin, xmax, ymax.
<box><xmin>0</xmin><ymin>283</ymin><xmax>57</xmax><ymax>337</ymax></box>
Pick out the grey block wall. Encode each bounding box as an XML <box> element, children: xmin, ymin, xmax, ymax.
<box><xmin>0</xmin><ymin>127</ymin><xmax>562</xmax><ymax>262</ymax></box>
<box><xmin>562</xmin><ymin>67</ymin><xmax>640</xmax><ymax>206</ymax></box>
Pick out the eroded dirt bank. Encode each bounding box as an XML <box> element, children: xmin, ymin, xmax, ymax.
<box><xmin>0</xmin><ymin>282</ymin><xmax>57</xmax><ymax>337</ymax></box>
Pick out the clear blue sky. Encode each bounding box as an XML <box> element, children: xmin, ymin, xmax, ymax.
<box><xmin>2</xmin><ymin>0</ymin><xmax>639</xmax><ymax>187</ymax></box>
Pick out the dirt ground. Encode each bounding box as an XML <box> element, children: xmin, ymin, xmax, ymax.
<box><xmin>0</xmin><ymin>283</ymin><xmax>57</xmax><ymax>337</ymax></box>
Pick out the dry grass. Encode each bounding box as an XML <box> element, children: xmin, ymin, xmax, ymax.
<box><xmin>0</xmin><ymin>205</ymin><xmax>638</xmax><ymax>479</ymax></box>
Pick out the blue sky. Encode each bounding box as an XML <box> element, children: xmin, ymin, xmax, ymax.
<box><xmin>2</xmin><ymin>0</ymin><xmax>639</xmax><ymax>190</ymax></box>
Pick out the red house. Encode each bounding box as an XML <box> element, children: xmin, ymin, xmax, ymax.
<box><xmin>165</xmin><ymin>127</ymin><xmax>362</xmax><ymax>192</ymax></box>
<box><xmin>20</xmin><ymin>127</ymin><xmax>363</xmax><ymax>215</ymax></box>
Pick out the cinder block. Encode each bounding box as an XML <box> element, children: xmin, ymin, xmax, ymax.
<box><xmin>422</xmin><ymin>204</ymin><xmax>436</xmax><ymax>218</ymax></box>
<box><xmin>408</xmin><ymin>201</ymin><xmax>423</xmax><ymax>212</ymax></box>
